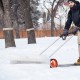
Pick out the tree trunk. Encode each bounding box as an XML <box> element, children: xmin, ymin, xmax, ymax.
<box><xmin>10</xmin><ymin>0</ymin><xmax>20</xmax><ymax>38</ymax></box>
<box><xmin>51</xmin><ymin>8</ymin><xmax>55</xmax><ymax>36</ymax></box>
<box><xmin>22</xmin><ymin>0</ymin><xmax>36</xmax><ymax>44</ymax></box>
<box><xmin>2</xmin><ymin>0</ymin><xmax>16</xmax><ymax>48</ymax></box>
<box><xmin>14</xmin><ymin>20</ymin><xmax>20</xmax><ymax>38</ymax></box>
<box><xmin>4</xmin><ymin>30</ymin><xmax>15</xmax><ymax>48</ymax></box>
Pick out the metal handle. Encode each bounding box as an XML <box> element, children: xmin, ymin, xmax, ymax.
<box><xmin>49</xmin><ymin>36</ymin><xmax>73</xmax><ymax>58</ymax></box>
<box><xmin>40</xmin><ymin>37</ymin><xmax>60</xmax><ymax>55</ymax></box>
<box><xmin>62</xmin><ymin>36</ymin><xmax>67</xmax><ymax>40</ymax></box>
<box><xmin>61</xmin><ymin>32</ymin><xmax>72</xmax><ymax>40</ymax></box>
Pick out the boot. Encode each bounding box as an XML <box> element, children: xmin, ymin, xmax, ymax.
<box><xmin>74</xmin><ymin>58</ymin><xmax>80</xmax><ymax>65</ymax></box>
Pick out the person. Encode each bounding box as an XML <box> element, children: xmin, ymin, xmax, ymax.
<box><xmin>61</xmin><ymin>0</ymin><xmax>80</xmax><ymax>65</ymax></box>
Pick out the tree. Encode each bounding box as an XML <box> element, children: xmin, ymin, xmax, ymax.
<box><xmin>43</xmin><ymin>0</ymin><xmax>64</xmax><ymax>36</ymax></box>
<box><xmin>10</xmin><ymin>0</ymin><xmax>20</xmax><ymax>38</ymax></box>
<box><xmin>30</xmin><ymin>0</ymin><xmax>41</xmax><ymax>25</ymax></box>
<box><xmin>0</xmin><ymin>0</ymin><xmax>4</xmax><ymax>29</ymax></box>
<box><xmin>2</xmin><ymin>0</ymin><xmax>16</xmax><ymax>48</ymax></box>
<box><xmin>20</xmin><ymin>0</ymin><xmax>36</xmax><ymax>44</ymax></box>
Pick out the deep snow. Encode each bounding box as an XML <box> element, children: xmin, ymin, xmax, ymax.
<box><xmin>0</xmin><ymin>36</ymin><xmax>80</xmax><ymax>80</ymax></box>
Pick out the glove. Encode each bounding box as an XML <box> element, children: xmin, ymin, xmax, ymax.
<box><xmin>72</xmin><ymin>27</ymin><xmax>78</xmax><ymax>35</ymax></box>
<box><xmin>60</xmin><ymin>29</ymin><xmax>68</xmax><ymax>40</ymax></box>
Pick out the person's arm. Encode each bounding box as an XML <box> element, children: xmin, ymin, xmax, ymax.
<box><xmin>64</xmin><ymin>10</ymin><xmax>72</xmax><ymax>30</ymax></box>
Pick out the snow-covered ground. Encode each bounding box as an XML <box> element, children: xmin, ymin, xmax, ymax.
<box><xmin>0</xmin><ymin>36</ymin><xmax>80</xmax><ymax>80</ymax></box>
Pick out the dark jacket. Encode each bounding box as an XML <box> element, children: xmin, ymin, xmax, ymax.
<box><xmin>65</xmin><ymin>1</ymin><xmax>80</xmax><ymax>30</ymax></box>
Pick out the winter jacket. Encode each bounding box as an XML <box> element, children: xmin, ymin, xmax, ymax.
<box><xmin>65</xmin><ymin>1</ymin><xmax>80</xmax><ymax>30</ymax></box>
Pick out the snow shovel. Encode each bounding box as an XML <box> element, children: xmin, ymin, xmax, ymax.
<box><xmin>49</xmin><ymin>35</ymin><xmax>73</xmax><ymax>58</ymax></box>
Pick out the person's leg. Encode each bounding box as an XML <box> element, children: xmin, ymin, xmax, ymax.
<box><xmin>74</xmin><ymin>30</ymin><xmax>80</xmax><ymax>64</ymax></box>
<box><xmin>78</xmin><ymin>30</ymin><xmax>80</xmax><ymax>58</ymax></box>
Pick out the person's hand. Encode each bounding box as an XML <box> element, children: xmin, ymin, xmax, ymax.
<box><xmin>60</xmin><ymin>29</ymin><xmax>68</xmax><ymax>40</ymax></box>
<box><xmin>72</xmin><ymin>27</ymin><xmax>78</xmax><ymax>35</ymax></box>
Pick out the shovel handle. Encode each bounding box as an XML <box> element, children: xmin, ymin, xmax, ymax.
<box><xmin>60</xmin><ymin>32</ymin><xmax>72</xmax><ymax>40</ymax></box>
<box><xmin>62</xmin><ymin>36</ymin><xmax>66</xmax><ymax>40</ymax></box>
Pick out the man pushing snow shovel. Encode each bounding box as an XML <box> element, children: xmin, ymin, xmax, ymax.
<box><xmin>60</xmin><ymin>0</ymin><xmax>80</xmax><ymax>65</ymax></box>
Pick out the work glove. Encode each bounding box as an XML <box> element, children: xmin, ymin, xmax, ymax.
<box><xmin>60</xmin><ymin>29</ymin><xmax>68</xmax><ymax>40</ymax></box>
<box><xmin>72</xmin><ymin>27</ymin><xmax>78</xmax><ymax>35</ymax></box>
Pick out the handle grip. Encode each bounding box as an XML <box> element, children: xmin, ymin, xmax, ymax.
<box><xmin>60</xmin><ymin>32</ymin><xmax>72</xmax><ymax>40</ymax></box>
<box><xmin>62</xmin><ymin>36</ymin><xmax>66</xmax><ymax>40</ymax></box>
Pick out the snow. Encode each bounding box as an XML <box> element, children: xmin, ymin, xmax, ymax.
<box><xmin>0</xmin><ymin>36</ymin><xmax>80</xmax><ymax>80</ymax></box>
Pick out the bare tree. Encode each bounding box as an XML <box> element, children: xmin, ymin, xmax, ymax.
<box><xmin>20</xmin><ymin>0</ymin><xmax>36</xmax><ymax>44</ymax></box>
<box><xmin>2</xmin><ymin>0</ymin><xmax>16</xmax><ymax>48</ymax></box>
<box><xmin>10</xmin><ymin>0</ymin><xmax>20</xmax><ymax>38</ymax></box>
<box><xmin>43</xmin><ymin>0</ymin><xmax>64</xmax><ymax>36</ymax></box>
